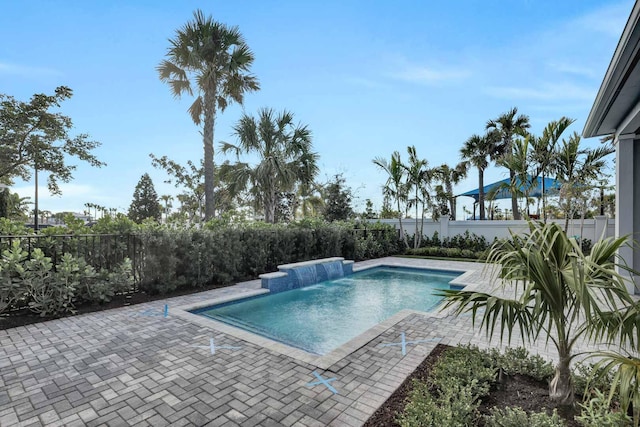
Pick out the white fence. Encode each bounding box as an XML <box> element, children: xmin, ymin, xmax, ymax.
<box><xmin>372</xmin><ymin>216</ymin><xmax>616</xmax><ymax>243</ymax></box>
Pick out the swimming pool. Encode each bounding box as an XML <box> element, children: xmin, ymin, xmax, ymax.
<box><xmin>192</xmin><ymin>266</ymin><xmax>461</xmax><ymax>355</ymax></box>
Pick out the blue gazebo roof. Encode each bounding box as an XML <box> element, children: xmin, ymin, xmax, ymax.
<box><xmin>457</xmin><ymin>175</ymin><xmax>561</xmax><ymax>202</ymax></box>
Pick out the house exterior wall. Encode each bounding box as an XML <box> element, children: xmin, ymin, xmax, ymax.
<box><xmin>616</xmin><ymin>134</ymin><xmax>640</xmax><ymax>293</ymax></box>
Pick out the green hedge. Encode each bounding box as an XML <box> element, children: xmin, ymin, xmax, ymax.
<box><xmin>136</xmin><ymin>222</ymin><xmax>400</xmax><ymax>294</ymax></box>
<box><xmin>0</xmin><ymin>219</ymin><xmax>401</xmax><ymax>302</ymax></box>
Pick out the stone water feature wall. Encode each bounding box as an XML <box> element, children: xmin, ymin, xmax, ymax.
<box><xmin>259</xmin><ymin>257</ymin><xmax>354</xmax><ymax>293</ymax></box>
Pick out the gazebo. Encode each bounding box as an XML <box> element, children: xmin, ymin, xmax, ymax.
<box><xmin>457</xmin><ymin>175</ymin><xmax>561</xmax><ymax>219</ymax></box>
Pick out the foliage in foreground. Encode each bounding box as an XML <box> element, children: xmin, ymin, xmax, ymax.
<box><xmin>440</xmin><ymin>221</ymin><xmax>634</xmax><ymax>406</ymax></box>
<box><xmin>399</xmin><ymin>345</ymin><xmax>630</xmax><ymax>427</ymax></box>
<box><xmin>0</xmin><ymin>241</ymin><xmax>133</xmax><ymax>316</ymax></box>
<box><xmin>398</xmin><ymin>345</ymin><xmax>558</xmax><ymax>427</ymax></box>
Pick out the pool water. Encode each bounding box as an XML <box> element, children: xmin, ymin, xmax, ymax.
<box><xmin>193</xmin><ymin>267</ymin><xmax>460</xmax><ymax>355</ymax></box>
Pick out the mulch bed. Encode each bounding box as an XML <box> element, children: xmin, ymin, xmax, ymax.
<box><xmin>0</xmin><ymin>282</ymin><xmax>233</xmax><ymax>330</ymax></box>
<box><xmin>364</xmin><ymin>344</ymin><xmax>579</xmax><ymax>427</ymax></box>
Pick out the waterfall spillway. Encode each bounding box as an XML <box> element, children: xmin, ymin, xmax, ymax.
<box><xmin>293</xmin><ymin>265</ymin><xmax>318</xmax><ymax>287</ymax></box>
<box><xmin>321</xmin><ymin>261</ymin><xmax>344</xmax><ymax>280</ymax></box>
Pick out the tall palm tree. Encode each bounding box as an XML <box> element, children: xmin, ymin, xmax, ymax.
<box><xmin>460</xmin><ymin>131</ymin><xmax>498</xmax><ymax>220</ymax></box>
<box><xmin>158</xmin><ymin>10</ymin><xmax>259</xmax><ymax>220</ymax></box>
<box><xmin>220</xmin><ymin>108</ymin><xmax>318</xmax><ymax>223</ymax></box>
<box><xmin>432</xmin><ymin>163</ymin><xmax>467</xmax><ymax>220</ymax></box>
<box><xmin>486</xmin><ymin>107</ymin><xmax>530</xmax><ymax>220</ymax></box>
<box><xmin>441</xmin><ymin>221</ymin><xmax>634</xmax><ymax>406</ymax></box>
<box><xmin>159</xmin><ymin>195</ymin><xmax>173</xmax><ymax>223</ymax></box>
<box><xmin>530</xmin><ymin>117</ymin><xmax>575</xmax><ymax>221</ymax></box>
<box><xmin>404</xmin><ymin>146</ymin><xmax>430</xmax><ymax>248</ymax></box>
<box><xmin>373</xmin><ymin>151</ymin><xmax>410</xmax><ymax>248</ymax></box>
<box><xmin>554</xmin><ymin>132</ymin><xmax>613</xmax><ymax>231</ymax></box>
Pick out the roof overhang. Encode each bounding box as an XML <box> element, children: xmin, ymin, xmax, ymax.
<box><xmin>583</xmin><ymin>2</ymin><xmax>640</xmax><ymax>138</ymax></box>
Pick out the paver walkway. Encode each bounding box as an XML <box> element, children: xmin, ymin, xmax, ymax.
<box><xmin>0</xmin><ymin>257</ymin><xmax>583</xmax><ymax>426</ymax></box>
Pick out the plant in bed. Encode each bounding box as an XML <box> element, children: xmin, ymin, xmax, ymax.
<box><xmin>440</xmin><ymin>221</ymin><xmax>636</xmax><ymax>409</ymax></box>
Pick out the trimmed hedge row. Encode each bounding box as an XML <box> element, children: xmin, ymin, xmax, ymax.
<box><xmin>136</xmin><ymin>224</ymin><xmax>400</xmax><ymax>294</ymax></box>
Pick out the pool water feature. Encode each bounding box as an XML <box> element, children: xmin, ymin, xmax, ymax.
<box><xmin>193</xmin><ymin>267</ymin><xmax>461</xmax><ymax>355</ymax></box>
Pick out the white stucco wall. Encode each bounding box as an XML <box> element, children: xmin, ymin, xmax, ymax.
<box><xmin>371</xmin><ymin>217</ymin><xmax>615</xmax><ymax>243</ymax></box>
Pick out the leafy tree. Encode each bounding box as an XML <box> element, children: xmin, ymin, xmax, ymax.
<box><xmin>460</xmin><ymin>131</ymin><xmax>498</xmax><ymax>220</ymax></box>
<box><xmin>379</xmin><ymin>194</ymin><xmax>399</xmax><ymax>219</ymax></box>
<box><xmin>486</xmin><ymin>107</ymin><xmax>530</xmax><ymax>220</ymax></box>
<box><xmin>150</xmin><ymin>154</ymin><xmax>235</xmax><ymax>224</ymax></box>
<box><xmin>373</xmin><ymin>151</ymin><xmax>409</xmax><ymax>247</ymax></box>
<box><xmin>363</xmin><ymin>199</ymin><xmax>376</xmax><ymax>219</ymax></box>
<box><xmin>432</xmin><ymin>163</ymin><xmax>467</xmax><ymax>220</ymax></box>
<box><xmin>441</xmin><ymin>221</ymin><xmax>635</xmax><ymax>406</ymax></box>
<box><xmin>128</xmin><ymin>173</ymin><xmax>162</xmax><ymax>223</ymax></box>
<box><xmin>322</xmin><ymin>174</ymin><xmax>353</xmax><ymax>222</ymax></box>
<box><xmin>158</xmin><ymin>10</ymin><xmax>259</xmax><ymax>220</ymax></box>
<box><xmin>0</xmin><ymin>86</ymin><xmax>104</xmax><ymax>193</ymax></box>
<box><xmin>220</xmin><ymin>108</ymin><xmax>318</xmax><ymax>223</ymax></box>
<box><xmin>274</xmin><ymin>191</ymin><xmax>296</xmax><ymax>223</ymax></box>
<box><xmin>0</xmin><ymin>188</ymin><xmax>8</xmax><ymax>219</ymax></box>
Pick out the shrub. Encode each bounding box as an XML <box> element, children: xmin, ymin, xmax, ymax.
<box><xmin>430</xmin><ymin>345</ymin><xmax>497</xmax><ymax>398</ymax></box>
<box><xmin>398</xmin><ymin>379</ymin><xmax>478</xmax><ymax>427</ymax></box>
<box><xmin>26</xmin><ymin>252</ymin><xmax>77</xmax><ymax>317</ymax></box>
<box><xmin>484</xmin><ymin>407</ymin><xmax>565</xmax><ymax>427</ymax></box>
<box><xmin>0</xmin><ymin>240</ymin><xmax>30</xmax><ymax>314</ymax></box>
<box><xmin>497</xmin><ymin>347</ymin><xmax>555</xmax><ymax>382</ymax></box>
<box><xmin>576</xmin><ymin>389</ymin><xmax>631</xmax><ymax>427</ymax></box>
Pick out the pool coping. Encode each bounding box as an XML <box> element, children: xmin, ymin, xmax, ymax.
<box><xmin>172</xmin><ymin>262</ymin><xmax>482</xmax><ymax>370</ymax></box>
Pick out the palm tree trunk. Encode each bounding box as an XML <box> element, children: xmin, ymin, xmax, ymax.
<box><xmin>541</xmin><ymin>172</ymin><xmax>547</xmax><ymax>222</ymax></box>
<box><xmin>414</xmin><ymin>188</ymin><xmax>419</xmax><ymax>249</ymax></box>
<box><xmin>446</xmin><ymin>182</ymin><xmax>455</xmax><ymax>220</ymax></box>
<box><xmin>549</xmin><ymin>348</ymin><xmax>574</xmax><ymax>406</ymax></box>
<box><xmin>479</xmin><ymin>169</ymin><xmax>485</xmax><ymax>220</ymax></box>
<box><xmin>203</xmin><ymin>85</ymin><xmax>217</xmax><ymax>221</ymax></box>
<box><xmin>509</xmin><ymin>169</ymin><xmax>520</xmax><ymax>220</ymax></box>
<box><xmin>396</xmin><ymin>199</ymin><xmax>409</xmax><ymax>248</ymax></box>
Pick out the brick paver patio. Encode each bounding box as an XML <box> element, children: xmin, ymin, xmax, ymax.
<box><xmin>0</xmin><ymin>257</ymin><xmax>578</xmax><ymax>426</ymax></box>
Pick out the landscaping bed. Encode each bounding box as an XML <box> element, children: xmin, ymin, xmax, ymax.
<box><xmin>365</xmin><ymin>344</ymin><xmax>624</xmax><ymax>427</ymax></box>
<box><xmin>0</xmin><ymin>281</ymin><xmax>230</xmax><ymax>330</ymax></box>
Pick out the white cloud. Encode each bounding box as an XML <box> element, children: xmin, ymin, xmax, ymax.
<box><xmin>0</xmin><ymin>62</ymin><xmax>61</xmax><ymax>76</ymax></box>
<box><xmin>391</xmin><ymin>64</ymin><xmax>471</xmax><ymax>84</ymax></box>
<box><xmin>547</xmin><ymin>62</ymin><xmax>597</xmax><ymax>78</ymax></box>
<box><xmin>485</xmin><ymin>82</ymin><xmax>596</xmax><ymax>102</ymax></box>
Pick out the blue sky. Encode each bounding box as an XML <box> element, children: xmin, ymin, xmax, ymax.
<box><xmin>0</xmin><ymin>0</ymin><xmax>632</xmax><ymax>218</ymax></box>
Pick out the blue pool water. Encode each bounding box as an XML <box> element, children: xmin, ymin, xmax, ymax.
<box><xmin>193</xmin><ymin>267</ymin><xmax>461</xmax><ymax>355</ymax></box>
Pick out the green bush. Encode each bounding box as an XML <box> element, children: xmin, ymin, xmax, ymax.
<box><xmin>573</xmin><ymin>361</ymin><xmax>616</xmax><ymax>399</ymax></box>
<box><xmin>26</xmin><ymin>252</ymin><xmax>77</xmax><ymax>317</ymax></box>
<box><xmin>430</xmin><ymin>345</ymin><xmax>497</xmax><ymax>398</ymax></box>
<box><xmin>576</xmin><ymin>389</ymin><xmax>631</xmax><ymax>427</ymax></box>
<box><xmin>398</xmin><ymin>379</ymin><xmax>478</xmax><ymax>427</ymax></box>
<box><xmin>484</xmin><ymin>407</ymin><xmax>565</xmax><ymax>427</ymax></box>
<box><xmin>496</xmin><ymin>347</ymin><xmax>555</xmax><ymax>382</ymax></box>
<box><xmin>0</xmin><ymin>241</ymin><xmax>30</xmax><ymax>314</ymax></box>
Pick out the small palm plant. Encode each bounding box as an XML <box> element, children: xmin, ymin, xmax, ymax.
<box><xmin>440</xmin><ymin>221</ymin><xmax>635</xmax><ymax>406</ymax></box>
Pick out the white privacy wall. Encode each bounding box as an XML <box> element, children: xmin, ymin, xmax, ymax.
<box><xmin>372</xmin><ymin>217</ymin><xmax>615</xmax><ymax>242</ymax></box>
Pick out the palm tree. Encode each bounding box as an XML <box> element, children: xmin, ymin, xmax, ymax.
<box><xmin>373</xmin><ymin>151</ymin><xmax>410</xmax><ymax>248</ymax></box>
<box><xmin>432</xmin><ymin>163</ymin><xmax>467</xmax><ymax>220</ymax></box>
<box><xmin>460</xmin><ymin>131</ymin><xmax>498</xmax><ymax>220</ymax></box>
<box><xmin>220</xmin><ymin>108</ymin><xmax>318</xmax><ymax>223</ymax></box>
<box><xmin>159</xmin><ymin>195</ymin><xmax>173</xmax><ymax>223</ymax></box>
<box><xmin>158</xmin><ymin>10</ymin><xmax>260</xmax><ymax>220</ymax></box>
<box><xmin>486</xmin><ymin>107</ymin><xmax>530</xmax><ymax>220</ymax></box>
<box><xmin>404</xmin><ymin>146</ymin><xmax>430</xmax><ymax>248</ymax></box>
<box><xmin>296</xmin><ymin>181</ymin><xmax>325</xmax><ymax>219</ymax></box>
<box><xmin>554</xmin><ymin>132</ymin><xmax>613</xmax><ymax>231</ymax></box>
<box><xmin>530</xmin><ymin>117</ymin><xmax>575</xmax><ymax>221</ymax></box>
<box><xmin>441</xmin><ymin>221</ymin><xmax>634</xmax><ymax>406</ymax></box>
